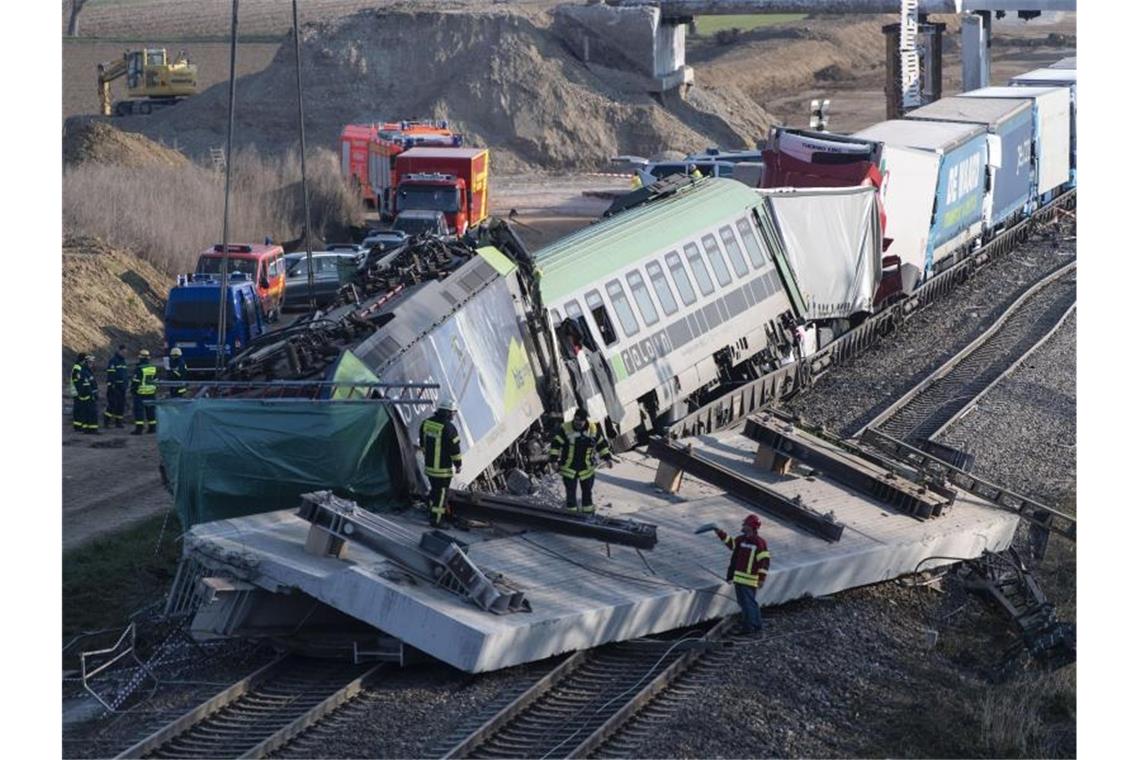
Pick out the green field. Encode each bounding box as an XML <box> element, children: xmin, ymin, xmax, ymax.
<box><xmin>62</xmin><ymin>512</ymin><xmax>181</xmax><ymax>640</ymax></box>
<box><xmin>695</xmin><ymin>14</ymin><xmax>807</xmax><ymax>35</ymax></box>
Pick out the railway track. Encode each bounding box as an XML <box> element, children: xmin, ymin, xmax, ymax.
<box><xmin>862</xmin><ymin>260</ymin><xmax>1076</xmax><ymax>444</ymax></box>
<box><xmin>434</xmin><ymin>619</ymin><xmax>733</xmax><ymax>759</ymax></box>
<box><xmin>115</xmin><ymin>654</ymin><xmax>382</xmax><ymax>759</ymax></box>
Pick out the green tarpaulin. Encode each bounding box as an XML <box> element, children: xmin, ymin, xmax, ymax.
<box><xmin>157</xmin><ymin>398</ymin><xmax>398</xmax><ymax>529</ymax></box>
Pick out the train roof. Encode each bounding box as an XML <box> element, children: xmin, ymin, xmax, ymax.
<box><xmin>1010</xmin><ymin>68</ymin><xmax>1076</xmax><ymax>86</ymax></box>
<box><xmin>533</xmin><ymin>178</ymin><xmax>761</xmax><ymax>303</ymax></box>
<box><xmin>905</xmin><ymin>96</ymin><xmax>1031</xmax><ymax>128</ymax></box>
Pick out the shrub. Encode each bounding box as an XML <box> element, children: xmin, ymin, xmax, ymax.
<box><xmin>62</xmin><ymin>146</ymin><xmax>364</xmax><ymax>276</ymax></box>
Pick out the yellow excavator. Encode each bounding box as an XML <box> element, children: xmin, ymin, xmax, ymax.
<box><xmin>97</xmin><ymin>48</ymin><xmax>198</xmax><ymax>117</ymax></box>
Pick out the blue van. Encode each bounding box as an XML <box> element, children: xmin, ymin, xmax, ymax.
<box><xmin>164</xmin><ymin>274</ymin><xmax>267</xmax><ymax>373</ymax></box>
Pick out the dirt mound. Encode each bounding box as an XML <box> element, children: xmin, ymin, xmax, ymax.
<box><xmin>62</xmin><ymin>236</ymin><xmax>168</xmax><ymax>376</ymax></box>
<box><xmin>64</xmin><ymin>118</ymin><xmax>189</xmax><ymax>169</ymax></box>
<box><xmin>123</xmin><ymin>7</ymin><xmax>778</xmax><ymax>173</ymax></box>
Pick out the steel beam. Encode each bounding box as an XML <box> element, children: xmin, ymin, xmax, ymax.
<box><xmin>645</xmin><ymin>437</ymin><xmax>844</xmax><ymax>542</ymax></box>
<box><xmin>446</xmin><ymin>491</ymin><xmax>658</xmax><ymax>550</ymax></box>
<box><xmin>858</xmin><ymin>428</ymin><xmax>1076</xmax><ymax>541</ymax></box>
<box><xmin>742</xmin><ymin>415</ymin><xmax>947</xmax><ymax>519</ymax></box>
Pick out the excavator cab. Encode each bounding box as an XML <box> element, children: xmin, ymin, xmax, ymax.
<box><xmin>98</xmin><ymin>47</ymin><xmax>197</xmax><ymax>117</ymax></box>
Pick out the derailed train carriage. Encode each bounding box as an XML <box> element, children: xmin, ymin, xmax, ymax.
<box><xmin>158</xmin><ymin>177</ymin><xmax>883</xmax><ymax>525</ymax></box>
<box><xmin>158</xmin><ymin>57</ymin><xmax>1076</xmax><ymax>529</ymax></box>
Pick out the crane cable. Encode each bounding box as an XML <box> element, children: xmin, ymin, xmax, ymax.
<box><xmin>214</xmin><ymin>0</ymin><xmax>240</xmax><ymax>372</ymax></box>
<box><xmin>292</xmin><ymin>0</ymin><xmax>316</xmax><ymax>312</ymax></box>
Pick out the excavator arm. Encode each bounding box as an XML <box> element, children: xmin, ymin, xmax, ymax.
<box><xmin>96</xmin><ymin>58</ymin><xmax>127</xmax><ymax>117</ymax></box>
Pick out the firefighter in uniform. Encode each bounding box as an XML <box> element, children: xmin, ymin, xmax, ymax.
<box><xmin>70</xmin><ymin>354</ymin><xmax>99</xmax><ymax>434</ymax></box>
<box><xmin>167</xmin><ymin>347</ymin><xmax>189</xmax><ymax>398</ymax></box>
<box><xmin>104</xmin><ymin>344</ymin><xmax>129</xmax><ymax>428</ymax></box>
<box><xmin>708</xmin><ymin>514</ymin><xmax>770</xmax><ymax>634</ymax></box>
<box><xmin>70</xmin><ymin>353</ymin><xmax>87</xmax><ymax>433</ymax></box>
<box><xmin>550</xmin><ymin>407</ymin><xmax>613</xmax><ymax>514</ymax></box>
<box><xmin>419</xmin><ymin>399</ymin><xmax>462</xmax><ymax>527</ymax></box>
<box><xmin>130</xmin><ymin>349</ymin><xmax>158</xmax><ymax>434</ymax></box>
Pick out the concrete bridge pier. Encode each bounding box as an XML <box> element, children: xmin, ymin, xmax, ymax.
<box><xmin>554</xmin><ymin>3</ymin><xmax>694</xmax><ymax>95</ymax></box>
<box><xmin>961</xmin><ymin>11</ymin><xmax>994</xmax><ymax>91</ymax></box>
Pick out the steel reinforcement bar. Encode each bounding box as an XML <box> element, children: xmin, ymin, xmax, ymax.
<box><xmin>668</xmin><ymin>190</ymin><xmax>1076</xmax><ymax>439</ymax></box>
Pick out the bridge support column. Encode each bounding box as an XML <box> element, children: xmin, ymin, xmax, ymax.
<box><xmin>553</xmin><ymin>3</ymin><xmax>692</xmax><ymax>95</ymax></box>
<box><xmin>961</xmin><ymin>11</ymin><xmax>992</xmax><ymax>92</ymax></box>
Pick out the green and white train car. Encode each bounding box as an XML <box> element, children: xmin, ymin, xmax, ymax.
<box><xmin>533</xmin><ymin>178</ymin><xmax>810</xmax><ymax>437</ymax></box>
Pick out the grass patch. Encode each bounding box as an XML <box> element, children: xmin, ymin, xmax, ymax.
<box><xmin>695</xmin><ymin>14</ymin><xmax>806</xmax><ymax>35</ymax></box>
<box><xmin>62</xmin><ymin>512</ymin><xmax>182</xmax><ymax>641</ymax></box>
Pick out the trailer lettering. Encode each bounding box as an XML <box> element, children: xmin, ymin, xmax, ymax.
<box><xmin>946</xmin><ymin>152</ymin><xmax>983</xmax><ymax>204</ymax></box>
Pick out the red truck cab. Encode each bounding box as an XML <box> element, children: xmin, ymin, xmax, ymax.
<box><xmin>393</xmin><ymin>147</ymin><xmax>489</xmax><ymax>236</ymax></box>
<box><xmin>338</xmin><ymin>120</ymin><xmax>461</xmax><ymax>211</ymax></box>
<box><xmin>195</xmin><ymin>243</ymin><xmax>287</xmax><ymax>321</ymax></box>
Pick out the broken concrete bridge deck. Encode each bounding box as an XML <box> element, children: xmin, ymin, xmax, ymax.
<box><xmin>185</xmin><ymin>431</ymin><xmax>1018</xmax><ymax>673</ymax></box>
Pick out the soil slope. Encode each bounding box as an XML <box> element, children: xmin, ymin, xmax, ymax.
<box><xmin>61</xmin><ymin>235</ymin><xmax>167</xmax><ymax>374</ymax></box>
<box><xmin>64</xmin><ymin>119</ymin><xmax>188</xmax><ymax>168</ymax></box>
<box><xmin>121</xmin><ymin>7</ymin><xmax>778</xmax><ymax>173</ymax></box>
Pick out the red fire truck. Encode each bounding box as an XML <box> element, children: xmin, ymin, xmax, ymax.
<box><xmin>393</xmin><ymin>147</ymin><xmax>490</xmax><ymax>237</ymax></box>
<box><xmin>337</xmin><ymin>120</ymin><xmax>461</xmax><ymax>211</ymax></box>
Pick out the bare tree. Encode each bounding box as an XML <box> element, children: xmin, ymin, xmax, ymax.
<box><xmin>67</xmin><ymin>0</ymin><xmax>88</xmax><ymax>37</ymax></box>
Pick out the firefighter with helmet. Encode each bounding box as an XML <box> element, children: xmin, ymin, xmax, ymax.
<box><xmin>550</xmin><ymin>407</ymin><xmax>613</xmax><ymax>514</ymax></box>
<box><xmin>419</xmin><ymin>398</ymin><xmax>463</xmax><ymax>527</ymax></box>
<box><xmin>104</xmin><ymin>344</ymin><xmax>129</xmax><ymax>428</ymax></box>
<box><xmin>69</xmin><ymin>353</ymin><xmax>99</xmax><ymax>434</ymax></box>
<box><xmin>699</xmin><ymin>514</ymin><xmax>770</xmax><ymax>634</ymax></box>
<box><xmin>130</xmin><ymin>349</ymin><xmax>158</xmax><ymax>434</ymax></box>
<box><xmin>167</xmin><ymin>347</ymin><xmax>189</xmax><ymax>398</ymax></box>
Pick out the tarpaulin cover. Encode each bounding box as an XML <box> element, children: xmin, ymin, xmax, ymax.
<box><xmin>157</xmin><ymin>398</ymin><xmax>396</xmax><ymax>528</ymax></box>
<box><xmin>760</xmin><ymin>186</ymin><xmax>882</xmax><ymax>320</ymax></box>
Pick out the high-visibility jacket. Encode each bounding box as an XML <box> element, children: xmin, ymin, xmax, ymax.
<box><xmin>106</xmin><ymin>354</ymin><xmax>129</xmax><ymax>390</ymax></box>
<box><xmin>130</xmin><ymin>361</ymin><xmax>158</xmax><ymax>397</ymax></box>
<box><xmin>76</xmin><ymin>365</ymin><xmax>97</xmax><ymax>401</ymax></box>
<box><xmin>168</xmin><ymin>358</ymin><xmax>189</xmax><ymax>396</ymax></box>
<box><xmin>70</xmin><ymin>362</ymin><xmax>83</xmax><ymax>398</ymax></box>
<box><xmin>550</xmin><ymin>420</ymin><xmax>612</xmax><ymax>480</ymax></box>
<box><xmin>420</xmin><ymin>413</ymin><xmax>462</xmax><ymax>478</ymax></box>
<box><xmin>714</xmin><ymin>528</ymin><xmax>771</xmax><ymax>588</ymax></box>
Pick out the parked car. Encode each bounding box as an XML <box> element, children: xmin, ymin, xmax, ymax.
<box><xmin>281</xmin><ymin>251</ymin><xmax>365</xmax><ymax>311</ymax></box>
<box><xmin>392</xmin><ymin>209</ymin><xmax>452</xmax><ymax>238</ymax></box>
<box><xmin>361</xmin><ymin>228</ymin><xmax>409</xmax><ymax>252</ymax></box>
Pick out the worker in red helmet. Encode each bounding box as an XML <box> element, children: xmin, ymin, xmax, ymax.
<box><xmin>707</xmin><ymin>514</ymin><xmax>770</xmax><ymax>634</ymax></box>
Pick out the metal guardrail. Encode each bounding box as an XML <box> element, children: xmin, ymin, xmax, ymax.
<box><xmin>79</xmin><ymin>623</ymin><xmax>157</xmax><ymax>713</ymax></box>
<box><xmin>668</xmin><ymin>190</ymin><xmax>1076</xmax><ymax>439</ymax></box>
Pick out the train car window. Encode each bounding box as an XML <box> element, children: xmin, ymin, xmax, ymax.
<box><xmin>736</xmin><ymin>218</ymin><xmax>767</xmax><ymax>267</ymax></box>
<box><xmin>565</xmin><ymin>299</ymin><xmax>584</xmax><ymax>319</ymax></box>
<box><xmin>665</xmin><ymin>251</ymin><xmax>696</xmax><ymax>306</ymax></box>
<box><xmin>625</xmin><ymin>270</ymin><xmax>660</xmax><ymax>326</ymax></box>
<box><xmin>605</xmin><ymin>279</ymin><xmax>641</xmax><ymax>337</ymax></box>
<box><xmin>701</xmin><ymin>235</ymin><xmax>733</xmax><ymax>287</ymax></box>
<box><xmin>584</xmin><ymin>290</ymin><xmax>620</xmax><ymax>346</ymax></box>
<box><xmin>550</xmin><ymin>308</ymin><xmax>563</xmax><ymax>325</ymax></box>
<box><xmin>684</xmin><ymin>243</ymin><xmax>715</xmax><ymax>296</ymax></box>
<box><xmin>719</xmin><ymin>226</ymin><xmax>749</xmax><ymax>277</ymax></box>
<box><xmin>645</xmin><ymin>261</ymin><xmax>678</xmax><ymax>315</ymax></box>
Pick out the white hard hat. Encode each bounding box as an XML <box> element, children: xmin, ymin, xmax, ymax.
<box><xmin>170</xmin><ymin>347</ymin><xmax>183</xmax><ymax>357</ymax></box>
<box><xmin>438</xmin><ymin>398</ymin><xmax>457</xmax><ymax>412</ymax></box>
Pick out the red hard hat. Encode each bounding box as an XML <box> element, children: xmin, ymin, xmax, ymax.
<box><xmin>743</xmin><ymin>514</ymin><xmax>761</xmax><ymax>530</ymax></box>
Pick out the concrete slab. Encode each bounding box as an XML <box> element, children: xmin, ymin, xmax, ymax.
<box><xmin>186</xmin><ymin>428</ymin><xmax>1018</xmax><ymax>673</ymax></box>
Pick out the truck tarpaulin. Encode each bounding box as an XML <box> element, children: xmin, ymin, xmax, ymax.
<box><xmin>156</xmin><ymin>399</ymin><xmax>398</xmax><ymax>529</ymax></box>
<box><xmin>759</xmin><ymin>185</ymin><xmax>882</xmax><ymax>321</ymax></box>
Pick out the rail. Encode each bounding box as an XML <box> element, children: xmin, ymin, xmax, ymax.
<box><xmin>436</xmin><ymin>618</ymin><xmax>734</xmax><ymax>759</ymax></box>
<box><xmin>114</xmin><ymin>654</ymin><xmax>382</xmax><ymax>759</ymax></box>
<box><xmin>668</xmin><ymin>189</ymin><xmax>1076</xmax><ymax>439</ymax></box>
<box><xmin>858</xmin><ymin>260</ymin><xmax>1076</xmax><ymax>440</ymax></box>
